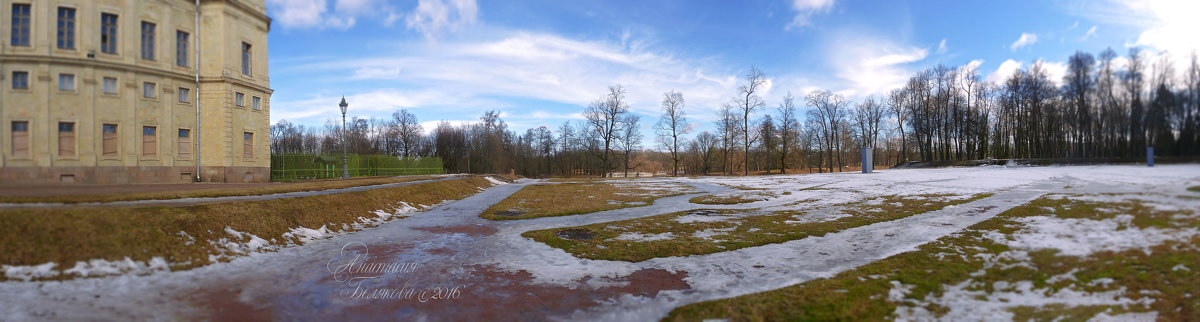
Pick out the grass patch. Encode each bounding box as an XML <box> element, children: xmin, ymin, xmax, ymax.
<box><xmin>0</xmin><ymin>176</ymin><xmax>441</xmax><ymax>204</ymax></box>
<box><xmin>480</xmin><ymin>182</ymin><xmax>693</xmax><ymax>220</ymax></box>
<box><xmin>1188</xmin><ymin>186</ymin><xmax>1200</xmax><ymax>193</ymax></box>
<box><xmin>0</xmin><ymin>177</ymin><xmax>493</xmax><ymax>281</ymax></box>
<box><xmin>666</xmin><ymin>195</ymin><xmax>1199</xmax><ymax>321</ymax></box>
<box><xmin>689</xmin><ymin>192</ymin><xmax>776</xmax><ymax>205</ymax></box>
<box><xmin>524</xmin><ymin>194</ymin><xmax>989</xmax><ymax>262</ymax></box>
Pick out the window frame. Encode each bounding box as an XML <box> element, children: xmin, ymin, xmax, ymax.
<box><xmin>178</xmin><ymin>87</ymin><xmax>190</xmax><ymax>103</ymax></box>
<box><xmin>11</xmin><ymin>3</ymin><xmax>31</xmax><ymax>47</ymax></box>
<box><xmin>177</xmin><ymin>128</ymin><xmax>191</xmax><ymax>160</ymax></box>
<box><xmin>57</xmin><ymin>7</ymin><xmax>76</xmax><ymax>50</ymax></box>
<box><xmin>176</xmin><ymin>30</ymin><xmax>189</xmax><ymax>67</ymax></box>
<box><xmin>142</xmin><ymin>82</ymin><xmax>157</xmax><ymax>99</ymax></box>
<box><xmin>101</xmin><ymin>76</ymin><xmax>118</xmax><ymax>95</ymax></box>
<box><xmin>11</xmin><ymin>120</ymin><xmax>31</xmax><ymax>159</ymax></box>
<box><xmin>101</xmin><ymin>123</ymin><xmax>119</xmax><ymax>159</ymax></box>
<box><xmin>11</xmin><ymin>71</ymin><xmax>30</xmax><ymax>90</ymax></box>
<box><xmin>57</xmin><ymin>121</ymin><xmax>76</xmax><ymax>158</ymax></box>
<box><xmin>140</xmin><ymin>21</ymin><xmax>156</xmax><ymax>61</ymax></box>
<box><xmin>252</xmin><ymin>96</ymin><xmax>261</xmax><ymax>111</ymax></box>
<box><xmin>241</xmin><ymin>42</ymin><xmax>252</xmax><ymax>76</ymax></box>
<box><xmin>141</xmin><ymin>126</ymin><xmax>157</xmax><ymax>158</ymax></box>
<box><xmin>243</xmin><ymin>131</ymin><xmax>254</xmax><ymax>160</ymax></box>
<box><xmin>235</xmin><ymin>92</ymin><xmax>245</xmax><ymax>107</ymax></box>
<box><xmin>100</xmin><ymin>13</ymin><xmax>119</xmax><ymax>55</ymax></box>
<box><xmin>58</xmin><ymin>73</ymin><xmax>76</xmax><ymax>92</ymax></box>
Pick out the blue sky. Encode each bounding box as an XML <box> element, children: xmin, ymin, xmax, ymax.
<box><xmin>265</xmin><ymin>0</ymin><xmax>1198</xmax><ymax>136</ymax></box>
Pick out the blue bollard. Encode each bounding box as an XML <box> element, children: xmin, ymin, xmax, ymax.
<box><xmin>1147</xmin><ymin>147</ymin><xmax>1154</xmax><ymax>167</ymax></box>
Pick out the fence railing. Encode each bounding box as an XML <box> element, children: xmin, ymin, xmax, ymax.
<box><xmin>270</xmin><ymin>154</ymin><xmax>444</xmax><ymax>181</ymax></box>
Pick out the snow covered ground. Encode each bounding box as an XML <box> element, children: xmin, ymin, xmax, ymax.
<box><xmin>0</xmin><ymin>165</ymin><xmax>1196</xmax><ymax>320</ymax></box>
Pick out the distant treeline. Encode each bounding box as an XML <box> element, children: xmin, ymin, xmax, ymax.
<box><xmin>272</xmin><ymin>46</ymin><xmax>1200</xmax><ymax>177</ymax></box>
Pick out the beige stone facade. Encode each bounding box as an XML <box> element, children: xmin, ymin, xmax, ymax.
<box><xmin>0</xmin><ymin>0</ymin><xmax>272</xmax><ymax>184</ymax></box>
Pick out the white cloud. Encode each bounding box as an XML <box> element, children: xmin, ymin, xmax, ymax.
<box><xmin>785</xmin><ymin>0</ymin><xmax>835</xmax><ymax>30</ymax></box>
<box><xmin>267</xmin><ymin>0</ymin><xmax>402</xmax><ymax>30</ymax></box>
<box><xmin>827</xmin><ymin>34</ymin><xmax>929</xmax><ymax>97</ymax></box>
<box><xmin>1036</xmin><ymin>60</ymin><xmax>1068</xmax><ymax>87</ymax></box>
<box><xmin>937</xmin><ymin>38</ymin><xmax>948</xmax><ymax>54</ymax></box>
<box><xmin>273</xmin><ymin>31</ymin><xmax>738</xmax><ymax>126</ymax></box>
<box><xmin>1010</xmin><ymin>33</ymin><xmax>1038</xmax><ymax>51</ymax></box>
<box><xmin>986</xmin><ymin>59</ymin><xmax>1022</xmax><ymax>84</ymax></box>
<box><xmin>407</xmin><ymin>0</ymin><xmax>479</xmax><ymax>41</ymax></box>
<box><xmin>1082</xmin><ymin>26</ymin><xmax>1098</xmax><ymax>41</ymax></box>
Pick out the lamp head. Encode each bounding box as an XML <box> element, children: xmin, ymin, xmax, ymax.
<box><xmin>339</xmin><ymin>96</ymin><xmax>348</xmax><ymax>115</ymax></box>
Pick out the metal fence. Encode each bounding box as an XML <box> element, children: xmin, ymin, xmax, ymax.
<box><xmin>270</xmin><ymin>154</ymin><xmax>444</xmax><ymax>181</ymax></box>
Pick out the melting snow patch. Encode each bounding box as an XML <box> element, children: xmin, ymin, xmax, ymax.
<box><xmin>282</xmin><ymin>225</ymin><xmax>331</xmax><ymax>244</ymax></box>
<box><xmin>62</xmin><ymin>257</ymin><xmax>169</xmax><ymax>278</ymax></box>
<box><xmin>692</xmin><ymin>227</ymin><xmax>735</xmax><ymax>240</ymax></box>
<box><xmin>893</xmin><ymin>280</ymin><xmax>1155</xmax><ymax>321</ymax></box>
<box><xmin>2</xmin><ymin>262</ymin><xmax>59</xmax><ymax>281</ymax></box>
<box><xmin>612</xmin><ymin>232</ymin><xmax>675</xmax><ymax>242</ymax></box>
<box><xmin>983</xmin><ymin>214</ymin><xmax>1200</xmax><ymax>257</ymax></box>
<box><xmin>485</xmin><ymin>176</ymin><xmax>507</xmax><ymax>186</ymax></box>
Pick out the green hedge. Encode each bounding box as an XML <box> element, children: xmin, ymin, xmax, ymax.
<box><xmin>270</xmin><ymin>154</ymin><xmax>443</xmax><ymax>181</ymax></box>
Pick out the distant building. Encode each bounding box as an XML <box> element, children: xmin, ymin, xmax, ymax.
<box><xmin>1</xmin><ymin>0</ymin><xmax>272</xmax><ymax>184</ymax></box>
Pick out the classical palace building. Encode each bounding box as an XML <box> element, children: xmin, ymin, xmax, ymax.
<box><xmin>1</xmin><ymin>0</ymin><xmax>272</xmax><ymax>184</ymax></box>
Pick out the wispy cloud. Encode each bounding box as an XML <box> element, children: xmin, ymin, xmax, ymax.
<box><xmin>826</xmin><ymin>33</ymin><xmax>929</xmax><ymax>97</ymax></box>
<box><xmin>272</xmin><ymin>31</ymin><xmax>739</xmax><ymax>126</ymax></box>
<box><xmin>785</xmin><ymin>0</ymin><xmax>835</xmax><ymax>30</ymax></box>
<box><xmin>937</xmin><ymin>38</ymin><xmax>948</xmax><ymax>54</ymax></box>
<box><xmin>1010</xmin><ymin>33</ymin><xmax>1038</xmax><ymax>51</ymax></box>
<box><xmin>1081</xmin><ymin>26</ymin><xmax>1098</xmax><ymax>41</ymax></box>
<box><xmin>406</xmin><ymin>0</ymin><xmax>479</xmax><ymax>41</ymax></box>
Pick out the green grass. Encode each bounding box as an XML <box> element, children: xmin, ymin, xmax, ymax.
<box><xmin>1188</xmin><ymin>186</ymin><xmax>1200</xmax><ymax>193</ymax></box>
<box><xmin>666</xmin><ymin>195</ymin><xmax>1199</xmax><ymax>321</ymax></box>
<box><xmin>480</xmin><ymin>182</ymin><xmax>694</xmax><ymax>220</ymax></box>
<box><xmin>0</xmin><ymin>177</ymin><xmax>494</xmax><ymax>281</ymax></box>
<box><xmin>524</xmin><ymin>193</ymin><xmax>990</xmax><ymax>262</ymax></box>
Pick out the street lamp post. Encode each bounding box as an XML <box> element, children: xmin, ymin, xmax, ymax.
<box><xmin>339</xmin><ymin>97</ymin><xmax>350</xmax><ymax>179</ymax></box>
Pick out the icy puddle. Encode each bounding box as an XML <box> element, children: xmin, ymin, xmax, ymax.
<box><xmin>523</xmin><ymin>193</ymin><xmax>989</xmax><ymax>262</ymax></box>
<box><xmin>669</xmin><ymin>192</ymin><xmax>1200</xmax><ymax>321</ymax></box>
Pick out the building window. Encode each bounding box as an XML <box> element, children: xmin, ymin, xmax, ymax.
<box><xmin>11</xmin><ymin>71</ymin><xmax>29</xmax><ymax>89</ymax></box>
<box><xmin>140</xmin><ymin>21</ymin><xmax>155</xmax><ymax>60</ymax></box>
<box><xmin>102</xmin><ymin>124</ymin><xmax>118</xmax><ymax>157</ymax></box>
<box><xmin>102</xmin><ymin>77</ymin><xmax>117</xmax><ymax>94</ymax></box>
<box><xmin>243</xmin><ymin>132</ymin><xmax>254</xmax><ymax>159</ymax></box>
<box><xmin>178</xmin><ymin>87</ymin><xmax>190</xmax><ymax>103</ymax></box>
<box><xmin>253</xmin><ymin>96</ymin><xmax>261</xmax><ymax>110</ymax></box>
<box><xmin>58</xmin><ymin>122</ymin><xmax>75</xmax><ymax>157</ymax></box>
<box><xmin>235</xmin><ymin>92</ymin><xmax>244</xmax><ymax>106</ymax></box>
<box><xmin>57</xmin><ymin>7</ymin><xmax>76</xmax><ymax>49</ymax></box>
<box><xmin>11</xmin><ymin>121</ymin><xmax>29</xmax><ymax>158</ymax></box>
<box><xmin>11</xmin><ymin>4</ymin><xmax>31</xmax><ymax>47</ymax></box>
<box><xmin>241</xmin><ymin>42</ymin><xmax>252</xmax><ymax>75</ymax></box>
<box><xmin>142</xmin><ymin>126</ymin><xmax>157</xmax><ymax>157</ymax></box>
<box><xmin>176</xmin><ymin>31</ymin><xmax>189</xmax><ymax>67</ymax></box>
<box><xmin>58</xmin><ymin>74</ymin><xmax>75</xmax><ymax>91</ymax></box>
<box><xmin>143</xmin><ymin>82</ymin><xmax>156</xmax><ymax>98</ymax></box>
<box><xmin>178</xmin><ymin>129</ymin><xmax>191</xmax><ymax>159</ymax></box>
<box><xmin>101</xmin><ymin>13</ymin><xmax>118</xmax><ymax>54</ymax></box>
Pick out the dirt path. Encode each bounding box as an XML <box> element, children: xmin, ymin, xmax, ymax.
<box><xmin>1</xmin><ymin>166</ymin><xmax>1193</xmax><ymax>321</ymax></box>
<box><xmin>0</xmin><ymin>176</ymin><xmax>465</xmax><ymax>209</ymax></box>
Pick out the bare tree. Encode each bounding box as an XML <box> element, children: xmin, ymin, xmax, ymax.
<box><xmin>392</xmin><ymin>109</ymin><xmax>423</xmax><ymax>158</ymax></box>
<box><xmin>585</xmin><ymin>85</ymin><xmax>629</xmax><ymax>177</ymax></box>
<box><xmin>806</xmin><ymin>90</ymin><xmax>849</xmax><ymax>173</ymax></box>
<box><xmin>776</xmin><ymin>92</ymin><xmax>799</xmax><ymax>174</ymax></box>
<box><xmin>656</xmin><ymin>91</ymin><xmax>689</xmax><ymax>176</ymax></box>
<box><xmin>691</xmin><ymin>131</ymin><xmax>718</xmax><ymax>175</ymax></box>
<box><xmin>716</xmin><ymin>104</ymin><xmax>741</xmax><ymax>175</ymax></box>
<box><xmin>887</xmin><ymin>89</ymin><xmax>909</xmax><ymax>163</ymax></box>
<box><xmin>852</xmin><ymin>95</ymin><xmax>886</xmax><ymax>167</ymax></box>
<box><xmin>617</xmin><ymin>113</ymin><xmax>643</xmax><ymax>177</ymax></box>
<box><xmin>731</xmin><ymin>67</ymin><xmax>767</xmax><ymax>175</ymax></box>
